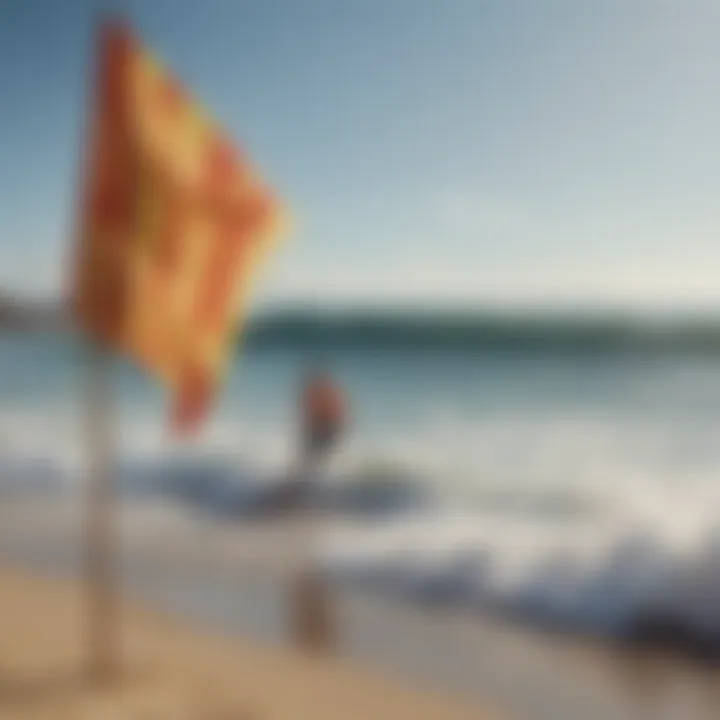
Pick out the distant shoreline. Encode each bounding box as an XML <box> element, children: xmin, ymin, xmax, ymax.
<box><xmin>5</xmin><ymin>297</ymin><xmax>720</xmax><ymax>354</ymax></box>
<box><xmin>242</xmin><ymin>311</ymin><xmax>720</xmax><ymax>354</ymax></box>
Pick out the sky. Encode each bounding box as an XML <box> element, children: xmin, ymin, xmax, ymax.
<box><xmin>1</xmin><ymin>0</ymin><xmax>720</xmax><ymax>313</ymax></box>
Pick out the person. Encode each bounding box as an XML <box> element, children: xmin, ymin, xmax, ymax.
<box><xmin>290</xmin><ymin>364</ymin><xmax>347</xmax><ymax>652</ymax></box>
<box><xmin>263</xmin><ymin>366</ymin><xmax>346</xmax><ymax>515</ymax></box>
<box><xmin>300</xmin><ymin>365</ymin><xmax>346</xmax><ymax>474</ymax></box>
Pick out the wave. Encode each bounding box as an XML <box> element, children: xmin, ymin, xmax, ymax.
<box><xmin>5</xmin><ymin>447</ymin><xmax>720</xmax><ymax>660</ymax></box>
<box><xmin>4</xmin><ymin>398</ymin><xmax>720</xmax><ymax>660</ymax></box>
<box><xmin>0</xmin><ymin>444</ymin><xmax>434</xmax><ymax>520</ymax></box>
<box><xmin>118</xmin><ymin>455</ymin><xmax>434</xmax><ymax>519</ymax></box>
<box><xmin>320</xmin><ymin>517</ymin><xmax>720</xmax><ymax>661</ymax></box>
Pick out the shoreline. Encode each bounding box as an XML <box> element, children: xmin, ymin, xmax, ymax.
<box><xmin>0</xmin><ymin>565</ymin><xmax>494</xmax><ymax>719</ymax></box>
<box><xmin>1</xmin><ymin>493</ymin><xmax>720</xmax><ymax>718</ymax></box>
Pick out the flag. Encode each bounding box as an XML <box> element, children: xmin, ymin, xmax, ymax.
<box><xmin>71</xmin><ymin>20</ymin><xmax>287</xmax><ymax>433</ymax></box>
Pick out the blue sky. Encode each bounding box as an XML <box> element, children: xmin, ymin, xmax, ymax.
<box><xmin>1</xmin><ymin>0</ymin><xmax>720</xmax><ymax>312</ymax></box>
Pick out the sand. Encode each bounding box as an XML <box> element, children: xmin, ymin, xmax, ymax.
<box><xmin>0</xmin><ymin>566</ymin><xmax>498</xmax><ymax>720</ymax></box>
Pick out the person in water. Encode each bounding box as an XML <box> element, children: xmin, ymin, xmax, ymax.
<box><xmin>300</xmin><ymin>365</ymin><xmax>346</xmax><ymax>471</ymax></box>
<box><xmin>268</xmin><ymin>365</ymin><xmax>346</xmax><ymax>514</ymax></box>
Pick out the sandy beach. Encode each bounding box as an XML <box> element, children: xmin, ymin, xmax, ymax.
<box><xmin>0</xmin><ymin>565</ymin><xmax>495</xmax><ymax>720</ymax></box>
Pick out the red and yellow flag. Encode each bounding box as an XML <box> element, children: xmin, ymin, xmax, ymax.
<box><xmin>72</xmin><ymin>20</ymin><xmax>286</xmax><ymax>433</ymax></box>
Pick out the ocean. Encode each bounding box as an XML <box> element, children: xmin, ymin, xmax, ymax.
<box><xmin>4</xmin><ymin>315</ymin><xmax>720</xmax><ymax>657</ymax></box>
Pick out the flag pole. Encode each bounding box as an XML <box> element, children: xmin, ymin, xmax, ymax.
<box><xmin>79</xmin><ymin>6</ymin><xmax>122</xmax><ymax>683</ymax></box>
<box><xmin>83</xmin><ymin>339</ymin><xmax>120</xmax><ymax>683</ymax></box>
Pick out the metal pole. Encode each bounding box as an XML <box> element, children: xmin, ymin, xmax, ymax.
<box><xmin>84</xmin><ymin>341</ymin><xmax>119</xmax><ymax>683</ymax></box>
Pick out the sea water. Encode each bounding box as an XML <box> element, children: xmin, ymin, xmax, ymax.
<box><xmin>3</xmin><ymin>325</ymin><xmax>720</xmax><ymax>650</ymax></box>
